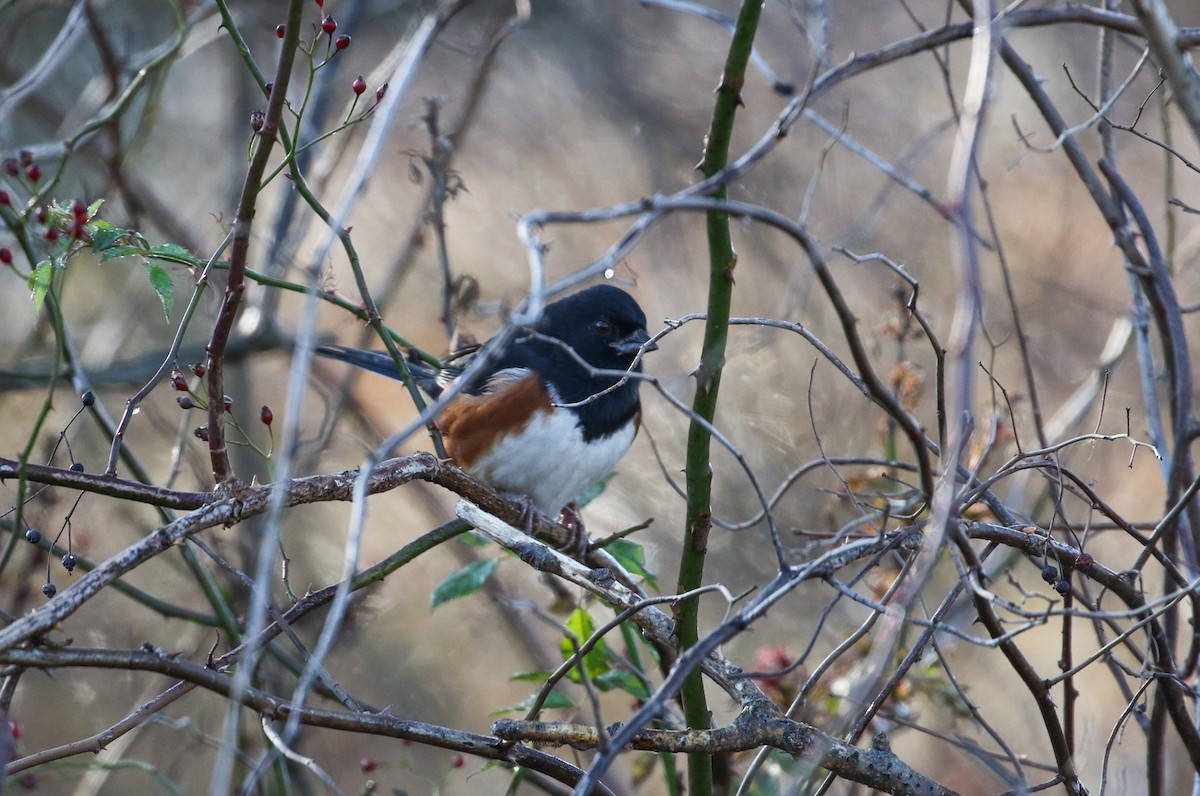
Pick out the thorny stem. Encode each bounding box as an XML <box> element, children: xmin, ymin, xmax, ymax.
<box><xmin>675</xmin><ymin>2</ymin><xmax>764</xmax><ymax>796</ymax></box>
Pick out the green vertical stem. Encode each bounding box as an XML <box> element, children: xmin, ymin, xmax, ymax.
<box><xmin>676</xmin><ymin>2</ymin><xmax>763</xmax><ymax>795</ymax></box>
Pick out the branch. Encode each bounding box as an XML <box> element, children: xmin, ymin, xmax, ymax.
<box><xmin>495</xmin><ymin>712</ymin><xmax>958</xmax><ymax>796</ymax></box>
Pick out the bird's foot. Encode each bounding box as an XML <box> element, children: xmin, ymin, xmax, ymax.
<box><xmin>557</xmin><ymin>501</ymin><xmax>589</xmax><ymax>557</ymax></box>
<box><xmin>499</xmin><ymin>491</ymin><xmax>540</xmax><ymax>535</ymax></box>
<box><xmin>497</xmin><ymin>494</ymin><xmax>589</xmax><ymax>557</ymax></box>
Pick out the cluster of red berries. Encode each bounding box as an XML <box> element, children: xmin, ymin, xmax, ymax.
<box><xmin>275</xmin><ymin>13</ymin><xmax>350</xmax><ymax>48</ymax></box>
<box><xmin>273</xmin><ymin>6</ymin><xmax>386</xmax><ymax>102</ymax></box>
<box><xmin>3</xmin><ymin>150</ymin><xmax>39</xmax><ymax>183</ymax></box>
<box><xmin>67</xmin><ymin>197</ymin><xmax>90</xmax><ymax>240</ymax></box>
<box><xmin>173</xmin><ymin>367</ymin><xmax>233</xmax><ymax>410</ymax></box>
<box><xmin>0</xmin><ymin>147</ymin><xmax>93</xmax><ymax>253</ymax></box>
<box><xmin>172</xmin><ymin>364</ymin><xmax>273</xmax><ymax>441</ymax></box>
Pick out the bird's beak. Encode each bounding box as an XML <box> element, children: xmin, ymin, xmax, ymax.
<box><xmin>612</xmin><ymin>328</ymin><xmax>658</xmax><ymax>356</ymax></box>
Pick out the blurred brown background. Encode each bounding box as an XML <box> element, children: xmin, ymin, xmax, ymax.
<box><xmin>3</xmin><ymin>0</ymin><xmax>1200</xmax><ymax>793</ymax></box>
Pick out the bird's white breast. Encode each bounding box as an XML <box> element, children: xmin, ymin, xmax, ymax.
<box><xmin>468</xmin><ymin>407</ymin><xmax>636</xmax><ymax>516</ymax></box>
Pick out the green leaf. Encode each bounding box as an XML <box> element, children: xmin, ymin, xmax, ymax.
<box><xmin>594</xmin><ymin>668</ymin><xmax>652</xmax><ymax>698</ymax></box>
<box><xmin>575</xmin><ymin>473</ymin><xmax>614</xmax><ymax>508</ymax></box>
<box><xmin>561</xmin><ymin>608</ymin><xmax>609</xmax><ymax>683</ymax></box>
<box><xmin>492</xmin><ymin>691</ymin><xmax>574</xmax><ymax>716</ymax></box>
<box><xmin>143</xmin><ymin>262</ymin><xmax>175</xmax><ymax>319</ymax></box>
<box><xmin>431</xmin><ymin>558</ymin><xmax>498</xmax><ymax>609</ymax></box>
<box><xmin>94</xmin><ymin>225</ymin><xmax>148</xmax><ymax>255</ymax></box>
<box><xmin>27</xmin><ymin>260</ymin><xmax>54</xmax><ymax>316</ymax></box>
<box><xmin>148</xmin><ymin>243</ymin><xmax>204</xmax><ymax>268</ymax></box>
<box><xmin>89</xmin><ymin>221</ymin><xmax>125</xmax><ymax>252</ymax></box>
<box><xmin>98</xmin><ymin>244</ymin><xmax>145</xmax><ymax>263</ymax></box>
<box><xmin>458</xmin><ymin>530</ymin><xmax>491</xmax><ymax>548</ymax></box>
<box><xmin>510</xmin><ymin>670</ymin><xmax>555</xmax><ymax>682</ymax></box>
<box><xmin>605</xmin><ymin>538</ymin><xmax>658</xmax><ymax>590</ymax></box>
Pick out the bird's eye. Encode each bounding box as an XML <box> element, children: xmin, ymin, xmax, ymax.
<box><xmin>593</xmin><ymin>319</ymin><xmax>612</xmax><ymax>336</ymax></box>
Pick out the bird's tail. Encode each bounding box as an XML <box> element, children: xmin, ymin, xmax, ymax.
<box><xmin>315</xmin><ymin>345</ymin><xmax>442</xmax><ymax>396</ymax></box>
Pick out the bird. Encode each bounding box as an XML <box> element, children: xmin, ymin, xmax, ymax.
<box><xmin>317</xmin><ymin>284</ymin><xmax>657</xmax><ymax>530</ymax></box>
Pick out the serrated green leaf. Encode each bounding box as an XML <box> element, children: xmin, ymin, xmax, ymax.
<box><xmin>605</xmin><ymin>538</ymin><xmax>658</xmax><ymax>590</ymax></box>
<box><xmin>86</xmin><ymin>198</ymin><xmax>104</xmax><ymax>218</ymax></box>
<box><xmin>594</xmin><ymin>668</ymin><xmax>652</xmax><ymax>698</ymax></box>
<box><xmin>561</xmin><ymin>608</ymin><xmax>609</xmax><ymax>683</ymax></box>
<box><xmin>143</xmin><ymin>262</ymin><xmax>175</xmax><ymax>319</ymax></box>
<box><xmin>27</xmin><ymin>260</ymin><xmax>53</xmax><ymax>316</ymax></box>
<box><xmin>98</xmin><ymin>244</ymin><xmax>144</xmax><ymax>263</ymax></box>
<box><xmin>89</xmin><ymin>223</ymin><xmax>125</xmax><ymax>253</ymax></box>
<box><xmin>148</xmin><ymin>243</ymin><xmax>204</xmax><ymax>268</ymax></box>
<box><xmin>431</xmin><ymin>558</ymin><xmax>499</xmax><ymax>609</ymax></box>
<box><xmin>492</xmin><ymin>691</ymin><xmax>574</xmax><ymax>716</ymax></box>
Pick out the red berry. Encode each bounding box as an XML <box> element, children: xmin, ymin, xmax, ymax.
<box><xmin>35</xmin><ymin>207</ymin><xmax>46</xmax><ymax>223</ymax></box>
<box><xmin>250</xmin><ymin>110</ymin><xmax>265</xmax><ymax>133</ymax></box>
<box><xmin>191</xmin><ymin>362</ymin><xmax>206</xmax><ymax>377</ymax></box>
<box><xmin>44</xmin><ymin>228</ymin><xmax>59</xmax><ymax>241</ymax></box>
<box><xmin>265</xmin><ymin>82</ymin><xmax>273</xmax><ymax>96</ymax></box>
<box><xmin>260</xmin><ymin>405</ymin><xmax>274</xmax><ymax>426</ymax></box>
<box><xmin>0</xmin><ymin>248</ymin><xmax>11</xmax><ymax>265</ymax></box>
<box><xmin>2</xmin><ymin>159</ymin><xmax>17</xmax><ymax>176</ymax></box>
<box><xmin>178</xmin><ymin>395</ymin><xmax>195</xmax><ymax>410</ymax></box>
<box><xmin>19</xmin><ymin>150</ymin><xmax>33</xmax><ymax>167</ymax></box>
<box><xmin>275</xmin><ymin>23</ymin><xmax>286</xmax><ymax>38</ymax></box>
<box><xmin>452</xmin><ymin>753</ymin><xmax>465</xmax><ymax>769</ymax></box>
<box><xmin>0</xmin><ymin>190</ymin><xmax>10</xmax><ymax>205</ymax></box>
<box><xmin>9</xmin><ymin>720</ymin><xmax>20</xmax><ymax>740</ymax></box>
<box><xmin>222</xmin><ymin>395</ymin><xmax>233</xmax><ymax>411</ymax></box>
<box><xmin>375</xmin><ymin>83</ymin><xmax>388</xmax><ymax>101</ymax></box>
<box><xmin>335</xmin><ymin>34</ymin><xmax>350</xmax><ymax>51</ymax></box>
<box><xmin>194</xmin><ymin>425</ymin><xmax>209</xmax><ymax>441</ymax></box>
<box><xmin>25</xmin><ymin>164</ymin><xmax>40</xmax><ymax>182</ymax></box>
<box><xmin>72</xmin><ymin>198</ymin><xmax>88</xmax><ymax>221</ymax></box>
<box><xmin>359</xmin><ymin>759</ymin><xmax>376</xmax><ymax>772</ymax></box>
<box><xmin>352</xmin><ymin>76</ymin><xmax>366</xmax><ymax>95</ymax></box>
<box><xmin>321</xmin><ymin>15</ymin><xmax>336</xmax><ymax>33</ymax></box>
<box><xmin>70</xmin><ymin>222</ymin><xmax>86</xmax><ymax>240</ymax></box>
<box><xmin>314</xmin><ymin>0</ymin><xmax>323</xmax><ymax>7</ymax></box>
<box><xmin>172</xmin><ymin>373</ymin><xmax>188</xmax><ymax>391</ymax></box>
